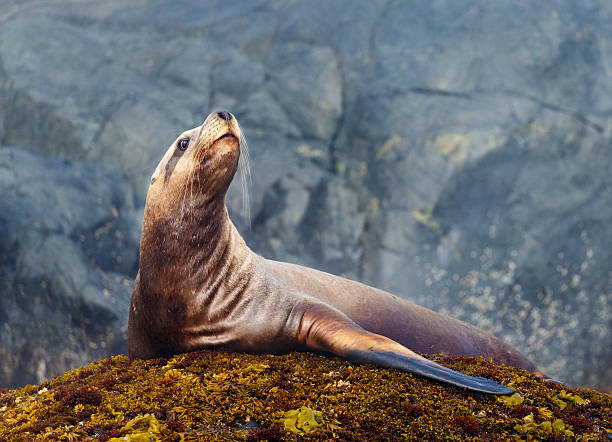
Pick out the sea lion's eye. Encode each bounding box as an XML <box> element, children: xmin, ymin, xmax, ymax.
<box><xmin>178</xmin><ymin>138</ymin><xmax>190</xmax><ymax>150</ymax></box>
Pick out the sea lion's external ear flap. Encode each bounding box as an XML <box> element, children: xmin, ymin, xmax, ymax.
<box><xmin>293</xmin><ymin>302</ymin><xmax>514</xmax><ymax>395</ymax></box>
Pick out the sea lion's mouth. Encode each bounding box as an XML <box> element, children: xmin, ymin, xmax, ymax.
<box><xmin>214</xmin><ymin>133</ymin><xmax>238</xmax><ymax>144</ymax></box>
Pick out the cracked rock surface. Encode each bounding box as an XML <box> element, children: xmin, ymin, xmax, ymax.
<box><xmin>0</xmin><ymin>149</ymin><xmax>140</xmax><ymax>387</ymax></box>
<box><xmin>0</xmin><ymin>0</ymin><xmax>610</xmax><ymax>391</ymax></box>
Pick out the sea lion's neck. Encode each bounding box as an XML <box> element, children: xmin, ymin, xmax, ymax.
<box><xmin>139</xmin><ymin>196</ymin><xmax>253</xmax><ymax>299</ymax></box>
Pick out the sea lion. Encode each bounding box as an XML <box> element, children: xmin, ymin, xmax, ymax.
<box><xmin>128</xmin><ymin>111</ymin><xmax>538</xmax><ymax>394</ymax></box>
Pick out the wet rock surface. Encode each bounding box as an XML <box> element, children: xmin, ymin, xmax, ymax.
<box><xmin>0</xmin><ymin>1</ymin><xmax>610</xmax><ymax>390</ymax></box>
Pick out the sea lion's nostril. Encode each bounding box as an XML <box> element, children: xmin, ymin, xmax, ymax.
<box><xmin>217</xmin><ymin>111</ymin><xmax>232</xmax><ymax>122</ymax></box>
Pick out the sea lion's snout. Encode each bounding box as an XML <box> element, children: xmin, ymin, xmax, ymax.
<box><xmin>211</xmin><ymin>111</ymin><xmax>239</xmax><ymax>146</ymax></box>
<box><xmin>198</xmin><ymin>111</ymin><xmax>240</xmax><ymax>147</ymax></box>
<box><xmin>217</xmin><ymin>110</ymin><xmax>232</xmax><ymax>122</ymax></box>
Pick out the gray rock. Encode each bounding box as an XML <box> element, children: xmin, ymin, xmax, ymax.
<box><xmin>266</xmin><ymin>42</ymin><xmax>343</xmax><ymax>141</ymax></box>
<box><xmin>0</xmin><ymin>0</ymin><xmax>610</xmax><ymax>391</ymax></box>
<box><xmin>0</xmin><ymin>148</ymin><xmax>139</xmax><ymax>387</ymax></box>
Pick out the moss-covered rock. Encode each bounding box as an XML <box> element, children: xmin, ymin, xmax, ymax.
<box><xmin>0</xmin><ymin>351</ymin><xmax>610</xmax><ymax>441</ymax></box>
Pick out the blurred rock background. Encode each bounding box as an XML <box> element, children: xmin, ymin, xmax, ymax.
<box><xmin>0</xmin><ymin>0</ymin><xmax>610</xmax><ymax>391</ymax></box>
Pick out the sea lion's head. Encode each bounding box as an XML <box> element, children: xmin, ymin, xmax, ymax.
<box><xmin>139</xmin><ymin>112</ymin><xmax>248</xmax><ymax>300</ymax></box>
<box><xmin>139</xmin><ymin>110</ymin><xmax>245</xmax><ymax>286</ymax></box>
<box><xmin>146</xmin><ymin>111</ymin><xmax>241</xmax><ymax>214</ymax></box>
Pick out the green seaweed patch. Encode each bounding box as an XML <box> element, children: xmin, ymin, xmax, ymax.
<box><xmin>0</xmin><ymin>352</ymin><xmax>609</xmax><ymax>441</ymax></box>
<box><xmin>108</xmin><ymin>413</ymin><xmax>164</xmax><ymax>441</ymax></box>
<box><xmin>280</xmin><ymin>406</ymin><xmax>323</xmax><ymax>434</ymax></box>
<box><xmin>498</xmin><ymin>392</ymin><xmax>525</xmax><ymax>406</ymax></box>
<box><xmin>554</xmin><ymin>390</ymin><xmax>587</xmax><ymax>410</ymax></box>
<box><xmin>513</xmin><ymin>412</ymin><xmax>575</xmax><ymax>440</ymax></box>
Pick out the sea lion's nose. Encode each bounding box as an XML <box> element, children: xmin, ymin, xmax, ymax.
<box><xmin>217</xmin><ymin>111</ymin><xmax>232</xmax><ymax>122</ymax></box>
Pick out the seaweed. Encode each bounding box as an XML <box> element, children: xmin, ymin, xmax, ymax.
<box><xmin>0</xmin><ymin>351</ymin><xmax>609</xmax><ymax>440</ymax></box>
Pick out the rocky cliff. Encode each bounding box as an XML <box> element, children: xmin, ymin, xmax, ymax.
<box><xmin>0</xmin><ymin>0</ymin><xmax>610</xmax><ymax>391</ymax></box>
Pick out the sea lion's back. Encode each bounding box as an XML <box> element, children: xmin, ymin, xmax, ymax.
<box><xmin>262</xmin><ymin>258</ymin><xmax>536</xmax><ymax>371</ymax></box>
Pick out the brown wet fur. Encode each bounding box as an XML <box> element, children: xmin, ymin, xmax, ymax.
<box><xmin>128</xmin><ymin>112</ymin><xmax>540</xmax><ymax>388</ymax></box>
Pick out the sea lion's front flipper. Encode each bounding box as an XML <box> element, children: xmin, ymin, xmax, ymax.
<box><xmin>294</xmin><ymin>303</ymin><xmax>514</xmax><ymax>395</ymax></box>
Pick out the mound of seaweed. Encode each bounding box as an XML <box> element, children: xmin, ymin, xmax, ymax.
<box><xmin>0</xmin><ymin>351</ymin><xmax>610</xmax><ymax>441</ymax></box>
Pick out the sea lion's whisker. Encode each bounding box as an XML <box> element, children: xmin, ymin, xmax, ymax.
<box><xmin>189</xmin><ymin>161</ymin><xmax>196</xmax><ymax>221</ymax></box>
<box><xmin>237</xmin><ymin>124</ymin><xmax>252</xmax><ymax>228</ymax></box>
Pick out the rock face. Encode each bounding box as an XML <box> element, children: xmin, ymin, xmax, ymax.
<box><xmin>0</xmin><ymin>1</ymin><xmax>610</xmax><ymax>390</ymax></box>
<box><xmin>0</xmin><ymin>149</ymin><xmax>140</xmax><ymax>387</ymax></box>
